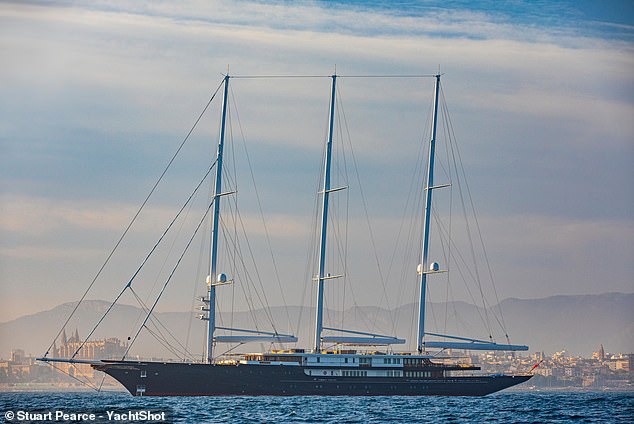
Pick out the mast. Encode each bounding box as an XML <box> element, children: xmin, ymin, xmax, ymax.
<box><xmin>313</xmin><ymin>74</ymin><xmax>337</xmax><ymax>352</ymax></box>
<box><xmin>206</xmin><ymin>74</ymin><xmax>230</xmax><ymax>363</ymax></box>
<box><xmin>416</xmin><ymin>73</ymin><xmax>441</xmax><ymax>354</ymax></box>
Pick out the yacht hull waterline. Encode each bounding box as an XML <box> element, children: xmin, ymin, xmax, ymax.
<box><xmin>94</xmin><ymin>360</ymin><xmax>532</xmax><ymax>396</ymax></box>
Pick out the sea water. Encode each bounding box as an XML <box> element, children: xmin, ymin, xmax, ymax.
<box><xmin>1</xmin><ymin>390</ymin><xmax>632</xmax><ymax>423</ymax></box>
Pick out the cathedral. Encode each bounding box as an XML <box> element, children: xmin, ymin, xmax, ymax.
<box><xmin>52</xmin><ymin>329</ymin><xmax>127</xmax><ymax>360</ymax></box>
<box><xmin>50</xmin><ymin>329</ymin><xmax>127</xmax><ymax>382</ymax></box>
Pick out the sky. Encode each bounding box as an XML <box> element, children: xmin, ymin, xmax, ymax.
<box><xmin>0</xmin><ymin>0</ymin><xmax>633</xmax><ymax>331</ymax></box>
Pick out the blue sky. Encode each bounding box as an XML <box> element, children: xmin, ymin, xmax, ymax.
<box><xmin>0</xmin><ymin>0</ymin><xmax>633</xmax><ymax>327</ymax></box>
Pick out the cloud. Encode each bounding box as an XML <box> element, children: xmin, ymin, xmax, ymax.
<box><xmin>0</xmin><ymin>195</ymin><xmax>137</xmax><ymax>235</ymax></box>
<box><xmin>0</xmin><ymin>0</ymin><xmax>632</xmax><ymax>324</ymax></box>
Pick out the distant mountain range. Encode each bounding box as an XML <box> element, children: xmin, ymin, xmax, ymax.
<box><xmin>1</xmin><ymin>293</ymin><xmax>632</xmax><ymax>359</ymax></box>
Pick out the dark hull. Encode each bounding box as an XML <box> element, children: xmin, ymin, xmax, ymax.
<box><xmin>94</xmin><ymin>360</ymin><xmax>532</xmax><ymax>396</ymax></box>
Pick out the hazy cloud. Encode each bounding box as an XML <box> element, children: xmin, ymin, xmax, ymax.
<box><xmin>0</xmin><ymin>1</ymin><xmax>632</xmax><ymax>324</ymax></box>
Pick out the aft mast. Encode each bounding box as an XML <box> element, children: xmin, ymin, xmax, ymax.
<box><xmin>415</xmin><ymin>74</ymin><xmax>529</xmax><ymax>353</ymax></box>
<box><xmin>313</xmin><ymin>74</ymin><xmax>337</xmax><ymax>353</ymax></box>
<box><xmin>206</xmin><ymin>74</ymin><xmax>230</xmax><ymax>363</ymax></box>
<box><xmin>416</xmin><ymin>73</ymin><xmax>441</xmax><ymax>354</ymax></box>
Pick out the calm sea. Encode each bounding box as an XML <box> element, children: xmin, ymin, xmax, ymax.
<box><xmin>1</xmin><ymin>390</ymin><xmax>632</xmax><ymax>423</ymax></box>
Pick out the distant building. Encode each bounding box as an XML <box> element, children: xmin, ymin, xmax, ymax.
<box><xmin>52</xmin><ymin>328</ymin><xmax>127</xmax><ymax>360</ymax></box>
<box><xmin>0</xmin><ymin>330</ymin><xmax>127</xmax><ymax>385</ymax></box>
<box><xmin>606</xmin><ymin>354</ymin><xmax>632</xmax><ymax>374</ymax></box>
<box><xmin>533</xmin><ymin>367</ymin><xmax>552</xmax><ymax>377</ymax></box>
<box><xmin>49</xmin><ymin>329</ymin><xmax>127</xmax><ymax>381</ymax></box>
<box><xmin>592</xmin><ymin>344</ymin><xmax>605</xmax><ymax>361</ymax></box>
<box><xmin>0</xmin><ymin>349</ymin><xmax>52</xmax><ymax>383</ymax></box>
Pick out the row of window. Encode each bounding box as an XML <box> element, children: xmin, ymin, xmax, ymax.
<box><xmin>310</xmin><ymin>356</ymin><xmax>419</xmax><ymax>365</ymax></box>
<box><xmin>342</xmin><ymin>370</ymin><xmax>367</xmax><ymax>377</ymax></box>
<box><xmin>308</xmin><ymin>370</ymin><xmax>404</xmax><ymax>377</ymax></box>
<box><xmin>316</xmin><ymin>357</ymin><xmax>357</xmax><ymax>363</ymax></box>
<box><xmin>406</xmin><ymin>371</ymin><xmax>433</xmax><ymax>377</ymax></box>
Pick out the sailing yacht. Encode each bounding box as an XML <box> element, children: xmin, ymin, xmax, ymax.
<box><xmin>39</xmin><ymin>72</ymin><xmax>532</xmax><ymax>396</ymax></box>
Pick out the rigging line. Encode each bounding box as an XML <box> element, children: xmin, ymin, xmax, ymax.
<box><xmin>295</xmin><ymin>182</ymin><xmax>320</xmax><ymax>341</ymax></box>
<box><xmin>442</xmin><ymin>88</ymin><xmax>509</xmax><ymax>336</ymax></box>
<box><xmin>218</xmin><ymin>213</ymin><xmax>271</xmax><ymax>332</ymax></box>
<box><xmin>229</xmin><ymin>86</ymin><xmax>293</xmax><ymax>334</ymax></box>
<box><xmin>228</xmin><ymin>105</ymin><xmax>238</xmax><ymax>337</ymax></box>
<box><xmin>431</xmin><ymin>206</ymin><xmax>489</xmax><ymax>329</ymax></box>
<box><xmin>128</xmin><ymin>286</ymin><xmax>196</xmax><ymax>361</ymax></box>
<box><xmin>432</xmin><ymin>204</ymin><xmax>480</xmax><ymax>338</ymax></box>
<box><xmin>439</xmin><ymin>99</ymin><xmax>492</xmax><ymax>340</ymax></box>
<box><xmin>45</xmin><ymin>80</ymin><xmax>224</xmax><ymax>358</ymax></box>
<box><xmin>427</xmin><ymin>281</ymin><xmax>439</xmax><ymax>338</ymax></box>
<box><xmin>389</xmin><ymin>90</ymin><xmax>431</xmax><ymax>331</ymax></box>
<box><xmin>232</xmin><ymin>74</ymin><xmax>437</xmax><ymax>79</ymax></box>
<box><xmin>324</xmin><ymin>116</ymin><xmax>343</xmax><ymax>329</ymax></box>
<box><xmin>231</xmin><ymin>75</ymin><xmax>327</xmax><ymax>79</ymax></box>
<box><xmin>47</xmin><ymin>362</ymin><xmax>100</xmax><ymax>392</ymax></box>
<box><xmin>325</xmin><ymin>199</ymin><xmax>350</xmax><ymax>332</ymax></box>
<box><xmin>439</xmin><ymin>94</ymin><xmax>491</xmax><ymax>337</ymax></box>
<box><xmin>134</xmin><ymin>158</ymin><xmax>216</xmax><ymax>294</ymax></box>
<box><xmin>331</xmin><ymin>106</ymin><xmax>350</xmax><ymax>334</ymax></box>
<box><xmin>184</xmin><ymin>202</ymin><xmax>210</xmax><ymax>359</ymax></box>
<box><xmin>70</xmin><ymin>286</ymin><xmax>125</xmax><ymax>359</ymax></box>
<box><xmin>335</xmin><ymin>95</ymin><xmax>350</xmax><ymax>330</ymax></box>
<box><xmin>334</xmin><ymin>102</ymin><xmax>354</xmax><ymax>334</ymax></box>
<box><xmin>136</xmin><ymin>163</ymin><xmax>203</xmax><ymax>327</ymax></box>
<box><xmin>142</xmin><ymin>323</ymin><xmax>188</xmax><ymax>359</ymax></box>
<box><xmin>70</xmin><ymin>362</ymin><xmax>100</xmax><ymax>388</ymax></box>
<box><xmin>123</xmin><ymin>198</ymin><xmax>214</xmax><ymax>360</ymax></box>
<box><xmin>97</xmin><ymin>374</ymin><xmax>106</xmax><ymax>392</ymax></box>
<box><xmin>234</xmin><ymin>206</ymin><xmax>278</xmax><ymax>330</ymax></box>
<box><xmin>337</xmin><ymin>89</ymin><xmax>398</xmax><ymax>335</ymax></box>
<box><xmin>440</xmin><ymin>105</ymin><xmax>494</xmax><ymax>341</ymax></box>
<box><xmin>441</xmin><ymin>99</ymin><xmax>501</xmax><ymax>340</ymax></box>
<box><xmin>394</xmin><ymin>179</ymin><xmax>421</xmax><ymax>334</ymax></box>
<box><xmin>339</xmin><ymin>74</ymin><xmax>438</xmax><ymax>79</ymax></box>
<box><xmin>444</xmin><ymin>109</ymin><xmax>454</xmax><ymax>336</ymax></box>
<box><xmin>417</xmin><ymin>79</ymin><xmax>447</xmax><ymax>342</ymax></box>
<box><xmin>344</xmin><ymin>269</ymin><xmax>377</xmax><ymax>335</ymax></box>
<box><xmin>231</xmin><ymin>74</ymin><xmax>437</xmax><ymax>80</ymax></box>
<box><xmin>217</xmin><ymin>343</ymin><xmax>245</xmax><ymax>357</ymax></box>
<box><xmin>71</xmin><ymin>161</ymin><xmax>217</xmax><ymax>359</ymax></box>
<box><xmin>434</xmin><ymin>93</ymin><xmax>453</xmax><ymax>335</ymax></box>
<box><xmin>301</xmin><ymin>100</ymin><xmax>333</xmax><ymax>344</ymax></box>
<box><xmin>400</xmin><ymin>86</ymin><xmax>434</xmax><ymax>340</ymax></box>
<box><xmin>122</xmin><ymin>288</ymin><xmax>184</xmax><ymax>359</ymax></box>
<box><xmin>145</xmin><ymin>317</ymin><xmax>193</xmax><ymax>360</ymax></box>
<box><xmin>218</xmin><ymin>217</ymin><xmax>261</xmax><ymax>328</ymax></box>
<box><xmin>431</xmin><ymin>204</ymin><xmax>450</xmax><ymax>332</ymax></box>
<box><xmin>128</xmin><ymin>301</ymin><xmax>188</xmax><ymax>360</ymax></box>
<box><xmin>338</xmin><ymin>100</ymin><xmax>351</xmax><ymax>335</ymax></box>
<box><xmin>437</xmin><ymin>205</ymin><xmax>507</xmax><ymax>338</ymax></box>
<box><xmin>343</xmin><ymin>189</ymin><xmax>350</xmax><ymax>338</ymax></box>
<box><xmin>143</xmin><ymin>325</ymin><xmax>184</xmax><ymax>359</ymax></box>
